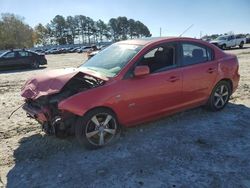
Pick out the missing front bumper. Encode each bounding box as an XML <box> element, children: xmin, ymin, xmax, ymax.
<box><xmin>22</xmin><ymin>103</ymin><xmax>48</xmax><ymax>123</ymax></box>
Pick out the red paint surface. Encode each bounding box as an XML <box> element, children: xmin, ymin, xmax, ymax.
<box><xmin>21</xmin><ymin>68</ymin><xmax>108</xmax><ymax>99</ymax></box>
<box><xmin>22</xmin><ymin>37</ymin><xmax>240</xmax><ymax>127</ymax></box>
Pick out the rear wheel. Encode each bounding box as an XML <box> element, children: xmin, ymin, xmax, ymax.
<box><xmin>75</xmin><ymin>108</ymin><xmax>120</xmax><ymax>149</ymax></box>
<box><xmin>31</xmin><ymin>60</ymin><xmax>39</xmax><ymax>69</ymax></box>
<box><xmin>206</xmin><ymin>81</ymin><xmax>231</xmax><ymax>111</ymax></box>
<box><xmin>239</xmin><ymin>41</ymin><xmax>244</xmax><ymax>49</ymax></box>
<box><xmin>221</xmin><ymin>44</ymin><xmax>226</xmax><ymax>50</ymax></box>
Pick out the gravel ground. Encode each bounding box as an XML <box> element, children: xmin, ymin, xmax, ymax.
<box><xmin>0</xmin><ymin>46</ymin><xmax>250</xmax><ymax>188</ymax></box>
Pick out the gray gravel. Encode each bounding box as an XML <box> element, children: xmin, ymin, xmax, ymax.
<box><xmin>0</xmin><ymin>47</ymin><xmax>250</xmax><ymax>188</ymax></box>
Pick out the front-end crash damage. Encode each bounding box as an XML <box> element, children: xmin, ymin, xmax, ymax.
<box><xmin>21</xmin><ymin>69</ymin><xmax>106</xmax><ymax>137</ymax></box>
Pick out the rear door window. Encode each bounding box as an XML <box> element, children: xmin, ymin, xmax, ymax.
<box><xmin>180</xmin><ymin>43</ymin><xmax>213</xmax><ymax>66</ymax></box>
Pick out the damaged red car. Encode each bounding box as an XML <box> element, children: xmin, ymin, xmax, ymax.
<box><xmin>21</xmin><ymin>37</ymin><xmax>240</xmax><ymax>149</ymax></box>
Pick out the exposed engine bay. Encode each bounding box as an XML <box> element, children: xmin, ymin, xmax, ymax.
<box><xmin>22</xmin><ymin>72</ymin><xmax>105</xmax><ymax>138</ymax></box>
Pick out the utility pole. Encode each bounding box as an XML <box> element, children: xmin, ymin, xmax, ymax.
<box><xmin>160</xmin><ymin>27</ymin><xmax>162</xmax><ymax>37</ymax></box>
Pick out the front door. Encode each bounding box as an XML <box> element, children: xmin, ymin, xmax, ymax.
<box><xmin>116</xmin><ymin>43</ymin><xmax>182</xmax><ymax>125</ymax></box>
<box><xmin>0</xmin><ymin>51</ymin><xmax>18</xmax><ymax>68</ymax></box>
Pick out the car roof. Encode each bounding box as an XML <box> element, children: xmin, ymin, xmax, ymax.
<box><xmin>117</xmin><ymin>37</ymin><xmax>204</xmax><ymax>46</ymax></box>
<box><xmin>4</xmin><ymin>49</ymin><xmax>29</xmax><ymax>52</ymax></box>
<box><xmin>117</xmin><ymin>37</ymin><xmax>172</xmax><ymax>46</ymax></box>
<box><xmin>116</xmin><ymin>37</ymin><xmax>222</xmax><ymax>53</ymax></box>
<box><xmin>1</xmin><ymin>49</ymin><xmax>37</xmax><ymax>55</ymax></box>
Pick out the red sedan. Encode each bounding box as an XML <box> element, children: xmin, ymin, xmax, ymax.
<box><xmin>21</xmin><ymin>37</ymin><xmax>240</xmax><ymax>149</ymax></box>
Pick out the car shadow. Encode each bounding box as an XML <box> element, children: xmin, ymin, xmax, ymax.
<box><xmin>0</xmin><ymin>66</ymin><xmax>46</xmax><ymax>74</ymax></box>
<box><xmin>5</xmin><ymin>102</ymin><xmax>250</xmax><ymax>187</ymax></box>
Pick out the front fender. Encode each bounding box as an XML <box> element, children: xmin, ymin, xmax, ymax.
<box><xmin>58</xmin><ymin>83</ymin><xmax>118</xmax><ymax>117</ymax></box>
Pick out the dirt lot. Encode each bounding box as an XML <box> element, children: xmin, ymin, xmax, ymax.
<box><xmin>0</xmin><ymin>45</ymin><xmax>250</xmax><ymax>188</ymax></box>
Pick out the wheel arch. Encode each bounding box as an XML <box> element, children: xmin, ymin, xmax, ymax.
<box><xmin>83</xmin><ymin>106</ymin><xmax>121</xmax><ymax>124</ymax></box>
<box><xmin>216</xmin><ymin>78</ymin><xmax>233</xmax><ymax>92</ymax></box>
<box><xmin>206</xmin><ymin>78</ymin><xmax>232</xmax><ymax>111</ymax></box>
<box><xmin>74</xmin><ymin>105</ymin><xmax>122</xmax><ymax>149</ymax></box>
<box><xmin>220</xmin><ymin>43</ymin><xmax>226</xmax><ymax>49</ymax></box>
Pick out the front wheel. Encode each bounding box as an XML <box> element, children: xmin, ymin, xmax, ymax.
<box><xmin>206</xmin><ymin>81</ymin><xmax>231</xmax><ymax>111</ymax></box>
<box><xmin>239</xmin><ymin>42</ymin><xmax>244</xmax><ymax>49</ymax></box>
<box><xmin>75</xmin><ymin>108</ymin><xmax>120</xmax><ymax>149</ymax></box>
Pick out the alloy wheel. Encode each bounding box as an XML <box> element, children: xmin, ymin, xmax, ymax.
<box><xmin>213</xmin><ymin>84</ymin><xmax>229</xmax><ymax>109</ymax></box>
<box><xmin>85</xmin><ymin>113</ymin><xmax>117</xmax><ymax>146</ymax></box>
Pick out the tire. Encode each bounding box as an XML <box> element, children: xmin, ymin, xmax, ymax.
<box><xmin>206</xmin><ymin>81</ymin><xmax>231</xmax><ymax>111</ymax></box>
<box><xmin>239</xmin><ymin>41</ymin><xmax>244</xmax><ymax>49</ymax></box>
<box><xmin>75</xmin><ymin>108</ymin><xmax>120</xmax><ymax>149</ymax></box>
<box><xmin>221</xmin><ymin>44</ymin><xmax>226</xmax><ymax>50</ymax></box>
<box><xmin>31</xmin><ymin>60</ymin><xmax>39</xmax><ymax>69</ymax></box>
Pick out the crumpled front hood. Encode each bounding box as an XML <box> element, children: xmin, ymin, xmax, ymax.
<box><xmin>21</xmin><ymin>67</ymin><xmax>108</xmax><ymax>100</ymax></box>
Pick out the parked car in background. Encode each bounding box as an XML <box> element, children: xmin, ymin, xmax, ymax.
<box><xmin>210</xmin><ymin>34</ymin><xmax>246</xmax><ymax>49</ymax></box>
<box><xmin>45</xmin><ymin>48</ymin><xmax>58</xmax><ymax>54</ymax></box>
<box><xmin>87</xmin><ymin>45</ymin><xmax>107</xmax><ymax>59</ymax></box>
<box><xmin>77</xmin><ymin>46</ymin><xmax>92</xmax><ymax>53</ymax></box>
<box><xmin>32</xmin><ymin>45</ymin><xmax>107</xmax><ymax>55</ymax></box>
<box><xmin>21</xmin><ymin>37</ymin><xmax>239</xmax><ymax>149</ymax></box>
<box><xmin>69</xmin><ymin>47</ymin><xmax>81</xmax><ymax>53</ymax></box>
<box><xmin>246</xmin><ymin>36</ymin><xmax>250</xmax><ymax>44</ymax></box>
<box><xmin>87</xmin><ymin>50</ymin><xmax>100</xmax><ymax>59</ymax></box>
<box><xmin>34</xmin><ymin>49</ymin><xmax>45</xmax><ymax>54</ymax></box>
<box><xmin>0</xmin><ymin>49</ymin><xmax>47</xmax><ymax>69</ymax></box>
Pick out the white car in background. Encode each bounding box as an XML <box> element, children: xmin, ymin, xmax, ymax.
<box><xmin>210</xmin><ymin>34</ymin><xmax>246</xmax><ymax>49</ymax></box>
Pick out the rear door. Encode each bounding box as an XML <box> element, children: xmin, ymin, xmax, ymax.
<box><xmin>180</xmin><ymin>42</ymin><xmax>217</xmax><ymax>106</ymax></box>
<box><xmin>231</xmin><ymin>35</ymin><xmax>237</xmax><ymax>46</ymax></box>
<box><xmin>228</xmin><ymin>35</ymin><xmax>235</xmax><ymax>47</ymax></box>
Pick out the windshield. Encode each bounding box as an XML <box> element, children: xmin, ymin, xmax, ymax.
<box><xmin>216</xmin><ymin>36</ymin><xmax>227</xmax><ymax>41</ymax></box>
<box><xmin>0</xmin><ymin>51</ymin><xmax>8</xmax><ymax>57</ymax></box>
<box><xmin>80</xmin><ymin>43</ymin><xmax>143</xmax><ymax>77</ymax></box>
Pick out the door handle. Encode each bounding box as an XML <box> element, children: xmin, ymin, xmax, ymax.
<box><xmin>168</xmin><ymin>76</ymin><xmax>179</xmax><ymax>82</ymax></box>
<box><xmin>207</xmin><ymin>68</ymin><xmax>215</xmax><ymax>74</ymax></box>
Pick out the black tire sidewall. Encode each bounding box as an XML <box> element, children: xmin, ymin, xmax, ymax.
<box><xmin>207</xmin><ymin>81</ymin><xmax>231</xmax><ymax>111</ymax></box>
<box><xmin>239</xmin><ymin>42</ymin><xmax>244</xmax><ymax>48</ymax></box>
<box><xmin>31</xmin><ymin>60</ymin><xmax>39</xmax><ymax>69</ymax></box>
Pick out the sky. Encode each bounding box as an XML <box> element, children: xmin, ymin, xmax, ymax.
<box><xmin>0</xmin><ymin>0</ymin><xmax>249</xmax><ymax>38</ymax></box>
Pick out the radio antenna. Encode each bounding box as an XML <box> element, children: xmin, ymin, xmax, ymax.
<box><xmin>179</xmin><ymin>24</ymin><xmax>194</xmax><ymax>37</ymax></box>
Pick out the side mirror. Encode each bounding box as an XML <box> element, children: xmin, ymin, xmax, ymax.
<box><xmin>134</xmin><ymin>66</ymin><xmax>150</xmax><ymax>77</ymax></box>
